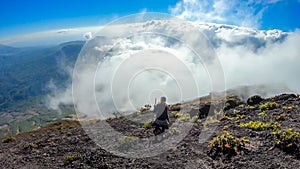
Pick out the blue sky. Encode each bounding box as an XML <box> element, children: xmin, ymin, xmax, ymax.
<box><xmin>0</xmin><ymin>0</ymin><xmax>299</xmax><ymax>39</ymax></box>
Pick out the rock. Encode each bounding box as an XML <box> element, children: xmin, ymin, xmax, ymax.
<box><xmin>189</xmin><ymin>108</ymin><xmax>199</xmax><ymax>117</ymax></box>
<box><xmin>224</xmin><ymin>97</ymin><xmax>242</xmax><ymax>111</ymax></box>
<box><xmin>170</xmin><ymin>103</ymin><xmax>182</xmax><ymax>111</ymax></box>
<box><xmin>247</xmin><ymin>95</ymin><xmax>263</xmax><ymax>105</ymax></box>
<box><xmin>273</xmin><ymin>94</ymin><xmax>297</xmax><ymax>101</ymax></box>
<box><xmin>199</xmin><ymin>104</ymin><xmax>217</xmax><ymax>119</ymax></box>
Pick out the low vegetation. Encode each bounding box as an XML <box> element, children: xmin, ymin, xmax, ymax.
<box><xmin>118</xmin><ymin>135</ymin><xmax>138</xmax><ymax>143</ymax></box>
<box><xmin>208</xmin><ymin>130</ymin><xmax>249</xmax><ymax>157</ymax></box>
<box><xmin>178</xmin><ymin>113</ymin><xmax>191</xmax><ymax>122</ymax></box>
<box><xmin>171</xmin><ymin>111</ymin><xmax>183</xmax><ymax>118</ymax></box>
<box><xmin>46</xmin><ymin>120</ymin><xmax>80</xmax><ymax>131</ymax></box>
<box><xmin>168</xmin><ymin>128</ymin><xmax>181</xmax><ymax>135</ymax></box>
<box><xmin>64</xmin><ymin>154</ymin><xmax>81</xmax><ymax>162</ymax></box>
<box><xmin>1</xmin><ymin>135</ymin><xmax>16</xmax><ymax>143</ymax></box>
<box><xmin>239</xmin><ymin>121</ymin><xmax>280</xmax><ymax>131</ymax></box>
<box><xmin>272</xmin><ymin>128</ymin><xmax>300</xmax><ymax>154</ymax></box>
<box><xmin>259</xmin><ymin>102</ymin><xmax>278</xmax><ymax>111</ymax></box>
<box><xmin>142</xmin><ymin>120</ymin><xmax>153</xmax><ymax>129</ymax></box>
<box><xmin>281</xmin><ymin>106</ymin><xmax>294</xmax><ymax>111</ymax></box>
<box><xmin>274</xmin><ymin>113</ymin><xmax>287</xmax><ymax>121</ymax></box>
<box><xmin>221</xmin><ymin>114</ymin><xmax>245</xmax><ymax>121</ymax></box>
<box><xmin>23</xmin><ymin>142</ymin><xmax>36</xmax><ymax>149</ymax></box>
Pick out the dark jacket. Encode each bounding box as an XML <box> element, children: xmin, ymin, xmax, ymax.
<box><xmin>154</xmin><ymin>103</ymin><xmax>170</xmax><ymax>122</ymax></box>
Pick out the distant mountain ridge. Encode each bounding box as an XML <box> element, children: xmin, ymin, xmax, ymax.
<box><xmin>0</xmin><ymin>41</ymin><xmax>84</xmax><ymax>136</ymax></box>
<box><xmin>0</xmin><ymin>41</ymin><xmax>85</xmax><ymax>112</ymax></box>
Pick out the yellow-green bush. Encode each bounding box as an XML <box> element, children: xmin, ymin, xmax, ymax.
<box><xmin>221</xmin><ymin>114</ymin><xmax>245</xmax><ymax>121</ymax></box>
<box><xmin>258</xmin><ymin>110</ymin><xmax>268</xmax><ymax>116</ymax></box>
<box><xmin>178</xmin><ymin>113</ymin><xmax>191</xmax><ymax>122</ymax></box>
<box><xmin>274</xmin><ymin>113</ymin><xmax>287</xmax><ymax>121</ymax></box>
<box><xmin>23</xmin><ymin>142</ymin><xmax>36</xmax><ymax>149</ymax></box>
<box><xmin>142</xmin><ymin>120</ymin><xmax>153</xmax><ymax>129</ymax></box>
<box><xmin>118</xmin><ymin>135</ymin><xmax>138</xmax><ymax>143</ymax></box>
<box><xmin>239</xmin><ymin>121</ymin><xmax>280</xmax><ymax>131</ymax></box>
<box><xmin>168</xmin><ymin>128</ymin><xmax>181</xmax><ymax>135</ymax></box>
<box><xmin>272</xmin><ymin>128</ymin><xmax>300</xmax><ymax>152</ymax></box>
<box><xmin>208</xmin><ymin>130</ymin><xmax>249</xmax><ymax>157</ymax></box>
<box><xmin>64</xmin><ymin>154</ymin><xmax>81</xmax><ymax>162</ymax></box>
<box><xmin>246</xmin><ymin>105</ymin><xmax>256</xmax><ymax>109</ymax></box>
<box><xmin>171</xmin><ymin>111</ymin><xmax>183</xmax><ymax>118</ymax></box>
<box><xmin>1</xmin><ymin>136</ymin><xmax>16</xmax><ymax>143</ymax></box>
<box><xmin>191</xmin><ymin>115</ymin><xmax>199</xmax><ymax>123</ymax></box>
<box><xmin>259</xmin><ymin>102</ymin><xmax>278</xmax><ymax>111</ymax></box>
<box><xmin>282</xmin><ymin>106</ymin><xmax>294</xmax><ymax>110</ymax></box>
<box><xmin>221</xmin><ymin>115</ymin><xmax>234</xmax><ymax>121</ymax></box>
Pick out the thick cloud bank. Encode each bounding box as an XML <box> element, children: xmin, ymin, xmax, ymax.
<box><xmin>47</xmin><ymin>20</ymin><xmax>300</xmax><ymax>117</ymax></box>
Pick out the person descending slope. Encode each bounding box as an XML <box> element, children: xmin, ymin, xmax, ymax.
<box><xmin>152</xmin><ymin>96</ymin><xmax>170</xmax><ymax>135</ymax></box>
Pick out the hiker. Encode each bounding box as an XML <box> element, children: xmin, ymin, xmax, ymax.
<box><xmin>152</xmin><ymin>96</ymin><xmax>170</xmax><ymax>135</ymax></box>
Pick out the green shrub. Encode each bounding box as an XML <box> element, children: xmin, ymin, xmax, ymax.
<box><xmin>221</xmin><ymin>114</ymin><xmax>245</xmax><ymax>121</ymax></box>
<box><xmin>168</xmin><ymin>128</ymin><xmax>181</xmax><ymax>135</ymax></box>
<box><xmin>246</xmin><ymin>105</ymin><xmax>256</xmax><ymax>109</ymax></box>
<box><xmin>191</xmin><ymin>115</ymin><xmax>199</xmax><ymax>123</ymax></box>
<box><xmin>221</xmin><ymin>115</ymin><xmax>234</xmax><ymax>121</ymax></box>
<box><xmin>259</xmin><ymin>102</ymin><xmax>278</xmax><ymax>111</ymax></box>
<box><xmin>281</xmin><ymin>106</ymin><xmax>294</xmax><ymax>110</ymax></box>
<box><xmin>172</xmin><ymin>111</ymin><xmax>193</xmax><ymax>122</ymax></box>
<box><xmin>258</xmin><ymin>110</ymin><xmax>268</xmax><ymax>116</ymax></box>
<box><xmin>1</xmin><ymin>136</ymin><xmax>16</xmax><ymax>143</ymax></box>
<box><xmin>274</xmin><ymin>113</ymin><xmax>287</xmax><ymax>121</ymax></box>
<box><xmin>64</xmin><ymin>154</ymin><xmax>81</xmax><ymax>162</ymax></box>
<box><xmin>239</xmin><ymin>121</ymin><xmax>280</xmax><ymax>131</ymax></box>
<box><xmin>23</xmin><ymin>142</ymin><xmax>36</xmax><ymax>149</ymax></box>
<box><xmin>171</xmin><ymin>111</ymin><xmax>183</xmax><ymax>118</ymax></box>
<box><xmin>142</xmin><ymin>120</ymin><xmax>153</xmax><ymax>129</ymax></box>
<box><xmin>272</xmin><ymin>128</ymin><xmax>300</xmax><ymax>153</ymax></box>
<box><xmin>208</xmin><ymin>130</ymin><xmax>249</xmax><ymax>157</ymax></box>
<box><xmin>238</xmin><ymin>104</ymin><xmax>244</xmax><ymax>108</ymax></box>
<box><xmin>178</xmin><ymin>113</ymin><xmax>191</xmax><ymax>122</ymax></box>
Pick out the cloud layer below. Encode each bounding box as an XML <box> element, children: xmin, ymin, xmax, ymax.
<box><xmin>46</xmin><ymin>20</ymin><xmax>300</xmax><ymax>118</ymax></box>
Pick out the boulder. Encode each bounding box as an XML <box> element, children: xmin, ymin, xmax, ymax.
<box><xmin>199</xmin><ymin>104</ymin><xmax>217</xmax><ymax>119</ymax></box>
<box><xmin>188</xmin><ymin>108</ymin><xmax>199</xmax><ymax>117</ymax></box>
<box><xmin>274</xmin><ymin>94</ymin><xmax>297</xmax><ymax>101</ymax></box>
<box><xmin>224</xmin><ymin>97</ymin><xmax>242</xmax><ymax>111</ymax></box>
<box><xmin>247</xmin><ymin>95</ymin><xmax>263</xmax><ymax>105</ymax></box>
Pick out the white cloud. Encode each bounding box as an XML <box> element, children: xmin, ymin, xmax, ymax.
<box><xmin>217</xmin><ymin>30</ymin><xmax>300</xmax><ymax>91</ymax></box>
<box><xmin>83</xmin><ymin>32</ymin><xmax>93</xmax><ymax>40</ymax></box>
<box><xmin>169</xmin><ymin>0</ymin><xmax>281</xmax><ymax>28</ymax></box>
<box><xmin>47</xmin><ymin>20</ymin><xmax>299</xmax><ymax>119</ymax></box>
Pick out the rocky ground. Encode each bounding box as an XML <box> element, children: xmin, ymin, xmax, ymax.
<box><xmin>0</xmin><ymin>93</ymin><xmax>300</xmax><ymax>168</ymax></box>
